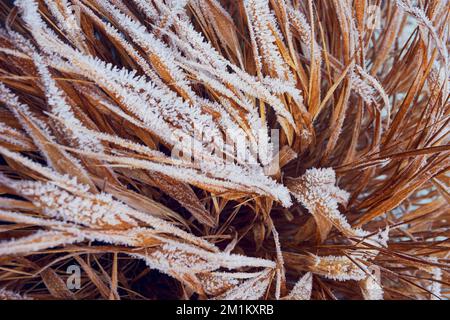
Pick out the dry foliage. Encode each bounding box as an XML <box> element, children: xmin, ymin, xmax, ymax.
<box><xmin>0</xmin><ymin>0</ymin><xmax>448</xmax><ymax>300</ymax></box>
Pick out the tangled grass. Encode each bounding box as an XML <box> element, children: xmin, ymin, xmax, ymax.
<box><xmin>0</xmin><ymin>0</ymin><xmax>448</xmax><ymax>300</ymax></box>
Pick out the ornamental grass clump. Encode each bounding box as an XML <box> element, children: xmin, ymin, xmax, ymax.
<box><xmin>0</xmin><ymin>0</ymin><xmax>448</xmax><ymax>300</ymax></box>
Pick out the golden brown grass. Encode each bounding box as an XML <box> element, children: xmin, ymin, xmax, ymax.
<box><xmin>0</xmin><ymin>0</ymin><xmax>448</xmax><ymax>300</ymax></box>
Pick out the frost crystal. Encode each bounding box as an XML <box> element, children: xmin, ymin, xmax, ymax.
<box><xmin>0</xmin><ymin>288</ymin><xmax>30</xmax><ymax>300</ymax></box>
<box><xmin>215</xmin><ymin>269</ymin><xmax>273</xmax><ymax>300</ymax></box>
<box><xmin>288</xmin><ymin>168</ymin><xmax>368</xmax><ymax>239</ymax></box>
<box><xmin>361</xmin><ymin>273</ymin><xmax>384</xmax><ymax>300</ymax></box>
<box><xmin>312</xmin><ymin>255</ymin><xmax>367</xmax><ymax>281</ymax></box>
<box><xmin>283</xmin><ymin>272</ymin><xmax>313</xmax><ymax>300</ymax></box>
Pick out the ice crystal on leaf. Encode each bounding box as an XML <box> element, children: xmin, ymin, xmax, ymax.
<box><xmin>214</xmin><ymin>269</ymin><xmax>273</xmax><ymax>300</ymax></box>
<box><xmin>361</xmin><ymin>274</ymin><xmax>384</xmax><ymax>300</ymax></box>
<box><xmin>287</xmin><ymin>168</ymin><xmax>368</xmax><ymax>241</ymax></box>
<box><xmin>0</xmin><ymin>230</ymin><xmax>83</xmax><ymax>256</ymax></box>
<box><xmin>310</xmin><ymin>254</ymin><xmax>367</xmax><ymax>282</ymax></box>
<box><xmin>283</xmin><ymin>272</ymin><xmax>313</xmax><ymax>300</ymax></box>
<box><xmin>244</xmin><ymin>0</ymin><xmax>292</xmax><ymax>81</ymax></box>
<box><xmin>0</xmin><ymin>288</ymin><xmax>30</xmax><ymax>300</ymax></box>
<box><xmin>0</xmin><ymin>174</ymin><xmax>137</xmax><ymax>229</ymax></box>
